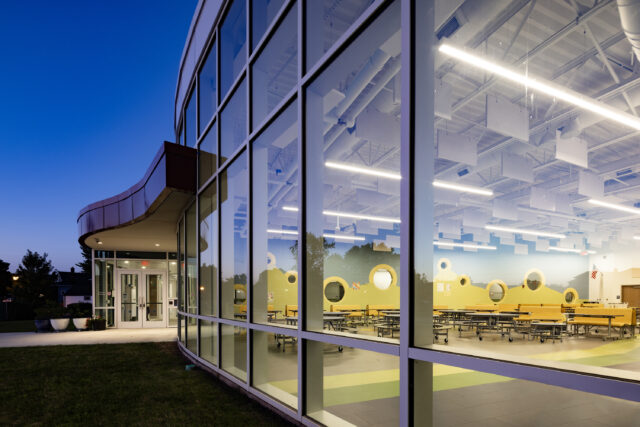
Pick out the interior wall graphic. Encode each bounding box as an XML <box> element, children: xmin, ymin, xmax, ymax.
<box><xmin>434</xmin><ymin>248</ymin><xmax>589</xmax><ymax>308</ymax></box>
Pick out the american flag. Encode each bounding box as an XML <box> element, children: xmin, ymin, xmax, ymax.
<box><xmin>591</xmin><ymin>270</ymin><xmax>598</xmax><ymax>279</ymax></box>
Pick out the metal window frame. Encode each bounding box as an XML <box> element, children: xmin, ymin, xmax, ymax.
<box><xmin>171</xmin><ymin>0</ymin><xmax>640</xmax><ymax>426</ymax></box>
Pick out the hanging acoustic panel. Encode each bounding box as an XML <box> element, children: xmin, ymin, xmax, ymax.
<box><xmin>486</xmin><ymin>95</ymin><xmax>529</xmax><ymax>141</ymax></box>
<box><xmin>578</xmin><ymin>171</ymin><xmax>603</xmax><ymax>198</ymax></box>
<box><xmin>501</xmin><ymin>151</ymin><xmax>534</xmax><ymax>183</ymax></box>
<box><xmin>556</xmin><ymin>133</ymin><xmax>588</xmax><ymax>169</ymax></box>
<box><xmin>437</xmin><ymin>130</ymin><xmax>477</xmax><ymax>165</ymax></box>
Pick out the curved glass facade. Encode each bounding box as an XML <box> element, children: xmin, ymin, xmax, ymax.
<box><xmin>173</xmin><ymin>1</ymin><xmax>640</xmax><ymax>425</ymax></box>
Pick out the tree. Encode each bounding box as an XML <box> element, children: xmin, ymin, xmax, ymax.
<box><xmin>10</xmin><ymin>250</ymin><xmax>58</xmax><ymax>306</ymax></box>
<box><xmin>76</xmin><ymin>244</ymin><xmax>92</xmax><ymax>274</ymax></box>
<box><xmin>0</xmin><ymin>259</ymin><xmax>11</xmax><ymax>298</ymax></box>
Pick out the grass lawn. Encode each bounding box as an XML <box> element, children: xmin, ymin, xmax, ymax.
<box><xmin>0</xmin><ymin>320</ymin><xmax>35</xmax><ymax>333</ymax></box>
<box><xmin>0</xmin><ymin>342</ymin><xmax>292</xmax><ymax>426</ymax></box>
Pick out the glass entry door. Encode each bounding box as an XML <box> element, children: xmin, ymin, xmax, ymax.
<box><xmin>118</xmin><ymin>270</ymin><xmax>166</xmax><ymax>328</ymax></box>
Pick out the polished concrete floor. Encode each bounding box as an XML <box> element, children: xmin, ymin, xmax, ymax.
<box><xmin>248</xmin><ymin>331</ymin><xmax>640</xmax><ymax>426</ymax></box>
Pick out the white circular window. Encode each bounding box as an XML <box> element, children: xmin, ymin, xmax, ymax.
<box><xmin>373</xmin><ymin>269</ymin><xmax>393</xmax><ymax>290</ymax></box>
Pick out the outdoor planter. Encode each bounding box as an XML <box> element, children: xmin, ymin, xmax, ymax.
<box><xmin>92</xmin><ymin>318</ymin><xmax>107</xmax><ymax>330</ymax></box>
<box><xmin>73</xmin><ymin>317</ymin><xmax>90</xmax><ymax>330</ymax></box>
<box><xmin>50</xmin><ymin>318</ymin><xmax>70</xmax><ymax>331</ymax></box>
<box><xmin>34</xmin><ymin>319</ymin><xmax>50</xmax><ymax>332</ymax></box>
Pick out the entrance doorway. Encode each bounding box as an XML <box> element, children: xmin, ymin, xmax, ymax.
<box><xmin>621</xmin><ymin>285</ymin><xmax>640</xmax><ymax>308</ymax></box>
<box><xmin>118</xmin><ymin>270</ymin><xmax>167</xmax><ymax>328</ymax></box>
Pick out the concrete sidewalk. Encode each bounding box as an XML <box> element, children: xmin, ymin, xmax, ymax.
<box><xmin>0</xmin><ymin>328</ymin><xmax>177</xmax><ymax>348</ymax></box>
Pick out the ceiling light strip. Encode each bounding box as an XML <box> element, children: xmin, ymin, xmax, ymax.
<box><xmin>434</xmin><ymin>241</ymin><xmax>497</xmax><ymax>250</ymax></box>
<box><xmin>485</xmin><ymin>225</ymin><xmax>565</xmax><ymax>239</ymax></box>
<box><xmin>588</xmin><ymin>199</ymin><xmax>640</xmax><ymax>215</ymax></box>
<box><xmin>439</xmin><ymin>43</ymin><xmax>640</xmax><ymax>131</ymax></box>
<box><xmin>325</xmin><ymin>161</ymin><xmax>401</xmax><ymax>180</ymax></box>
<box><xmin>549</xmin><ymin>247</ymin><xmax>596</xmax><ymax>255</ymax></box>
<box><xmin>433</xmin><ymin>180</ymin><xmax>493</xmax><ymax>196</ymax></box>
<box><xmin>267</xmin><ymin>229</ymin><xmax>365</xmax><ymax>241</ymax></box>
<box><xmin>281</xmin><ymin>207</ymin><xmax>400</xmax><ymax>223</ymax></box>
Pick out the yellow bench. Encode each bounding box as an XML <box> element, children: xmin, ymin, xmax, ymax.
<box><xmin>497</xmin><ymin>304</ymin><xmax>518</xmax><ymax>312</ymax></box>
<box><xmin>465</xmin><ymin>305</ymin><xmax>497</xmax><ymax>312</ymax></box>
<box><xmin>284</xmin><ymin>304</ymin><xmax>298</xmax><ymax>317</ymax></box>
<box><xmin>568</xmin><ymin>308</ymin><xmax>635</xmax><ymax>338</ymax></box>
<box><xmin>331</xmin><ymin>304</ymin><xmax>363</xmax><ymax>318</ymax></box>
<box><xmin>433</xmin><ymin>305</ymin><xmax>448</xmax><ymax>317</ymax></box>
<box><xmin>366</xmin><ymin>304</ymin><xmax>397</xmax><ymax>317</ymax></box>
<box><xmin>516</xmin><ymin>306</ymin><xmax>565</xmax><ymax>323</ymax></box>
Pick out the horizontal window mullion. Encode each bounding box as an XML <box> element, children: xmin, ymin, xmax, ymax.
<box><xmin>409</xmin><ymin>346</ymin><xmax>640</xmax><ymax>403</ymax></box>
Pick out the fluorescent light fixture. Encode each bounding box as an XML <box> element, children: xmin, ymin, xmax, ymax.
<box><xmin>325</xmin><ymin>161</ymin><xmax>401</xmax><ymax>180</ymax></box>
<box><xmin>439</xmin><ymin>43</ymin><xmax>640</xmax><ymax>131</ymax></box>
<box><xmin>433</xmin><ymin>180</ymin><xmax>493</xmax><ymax>196</ymax></box>
<box><xmin>268</xmin><ymin>228</ymin><xmax>365</xmax><ymax>241</ymax></box>
<box><xmin>267</xmin><ymin>229</ymin><xmax>299</xmax><ymax>236</ymax></box>
<box><xmin>154</xmin><ymin>243</ymin><xmax>160</xmax><ymax>247</ymax></box>
<box><xmin>485</xmin><ymin>225</ymin><xmax>565</xmax><ymax>239</ymax></box>
<box><xmin>323</xmin><ymin>210</ymin><xmax>401</xmax><ymax>223</ymax></box>
<box><xmin>588</xmin><ymin>199</ymin><xmax>640</xmax><ymax>215</ymax></box>
<box><xmin>634</xmin><ymin>236</ymin><xmax>640</xmax><ymax>240</ymax></box>
<box><xmin>549</xmin><ymin>247</ymin><xmax>596</xmax><ymax>255</ymax></box>
<box><xmin>283</xmin><ymin>207</ymin><xmax>400</xmax><ymax>223</ymax></box>
<box><xmin>434</xmin><ymin>241</ymin><xmax>497</xmax><ymax>250</ymax></box>
<box><xmin>322</xmin><ymin>233</ymin><xmax>366</xmax><ymax>241</ymax></box>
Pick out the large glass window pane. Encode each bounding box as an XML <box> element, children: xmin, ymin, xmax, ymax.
<box><xmin>94</xmin><ymin>308</ymin><xmax>115</xmax><ymax>328</ymax></box>
<box><xmin>306</xmin><ymin>0</ymin><xmax>375</xmax><ymax>70</ymax></box>
<box><xmin>221</xmin><ymin>324</ymin><xmax>247</xmax><ymax>380</ymax></box>
<box><xmin>415</xmin><ymin>362</ymin><xmax>640</xmax><ymax>426</ymax></box>
<box><xmin>93</xmin><ymin>259</ymin><xmax>114</xmax><ymax>307</ymax></box>
<box><xmin>186</xmin><ymin>316</ymin><xmax>198</xmax><ymax>354</ymax></box>
<box><xmin>198</xmin><ymin>41</ymin><xmax>217</xmax><ymax>137</ymax></box>
<box><xmin>186</xmin><ymin>203</ymin><xmax>197</xmax><ymax>315</ymax></box>
<box><xmin>251</xmin><ymin>3</ymin><xmax>297</xmax><ymax>129</ymax></box>
<box><xmin>220</xmin><ymin>152</ymin><xmax>248</xmax><ymax>320</ymax></box>
<box><xmin>252</xmin><ymin>101</ymin><xmax>298</xmax><ymax>327</ymax></box>
<box><xmin>168</xmin><ymin>259</ymin><xmax>178</xmax><ymax>326</ymax></box>
<box><xmin>252</xmin><ymin>330</ymin><xmax>298</xmax><ymax>409</ymax></box>
<box><xmin>305</xmin><ymin>1</ymin><xmax>401</xmax><ymax>342</ymax></box>
<box><xmin>199</xmin><ymin>180</ymin><xmax>218</xmax><ymax>316</ymax></box>
<box><xmin>185</xmin><ymin>90</ymin><xmax>196</xmax><ymax>147</ymax></box>
<box><xmin>179</xmin><ymin>314</ymin><xmax>185</xmax><ymax>345</ymax></box>
<box><xmin>221</xmin><ymin>78</ymin><xmax>247</xmax><ymax>161</ymax></box>
<box><xmin>199</xmin><ymin>122</ymin><xmax>217</xmax><ymax>188</ymax></box>
<box><xmin>220</xmin><ymin>0</ymin><xmax>247</xmax><ymax>98</ymax></box>
<box><xmin>251</xmin><ymin>0</ymin><xmax>285</xmax><ymax>50</ymax></box>
<box><xmin>306</xmin><ymin>341</ymin><xmax>399</xmax><ymax>425</ymax></box>
<box><xmin>421</xmin><ymin>0</ymin><xmax>640</xmax><ymax>380</ymax></box>
<box><xmin>178</xmin><ymin>218</ymin><xmax>185</xmax><ymax>312</ymax></box>
<box><xmin>201</xmin><ymin>320</ymin><xmax>218</xmax><ymax>366</ymax></box>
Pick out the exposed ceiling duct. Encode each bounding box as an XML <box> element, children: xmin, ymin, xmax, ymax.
<box><xmin>617</xmin><ymin>0</ymin><xmax>640</xmax><ymax>64</ymax></box>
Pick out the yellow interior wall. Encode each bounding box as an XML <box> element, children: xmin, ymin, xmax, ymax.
<box><xmin>433</xmin><ymin>260</ymin><xmax>582</xmax><ymax>308</ymax></box>
<box><xmin>264</xmin><ymin>268</ymin><xmax>400</xmax><ymax>312</ymax></box>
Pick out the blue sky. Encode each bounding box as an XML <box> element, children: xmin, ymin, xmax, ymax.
<box><xmin>0</xmin><ymin>1</ymin><xmax>197</xmax><ymax>272</ymax></box>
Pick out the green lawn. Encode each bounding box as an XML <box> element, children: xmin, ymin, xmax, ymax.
<box><xmin>0</xmin><ymin>320</ymin><xmax>35</xmax><ymax>333</ymax></box>
<box><xmin>0</xmin><ymin>342</ymin><xmax>292</xmax><ymax>426</ymax></box>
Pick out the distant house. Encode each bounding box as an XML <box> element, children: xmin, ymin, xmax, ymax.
<box><xmin>54</xmin><ymin>267</ymin><xmax>91</xmax><ymax>307</ymax></box>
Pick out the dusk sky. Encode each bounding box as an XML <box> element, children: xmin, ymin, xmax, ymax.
<box><xmin>0</xmin><ymin>1</ymin><xmax>197</xmax><ymax>272</ymax></box>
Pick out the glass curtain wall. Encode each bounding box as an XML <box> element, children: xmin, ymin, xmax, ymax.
<box><xmin>174</xmin><ymin>0</ymin><xmax>640</xmax><ymax>424</ymax></box>
<box><xmin>93</xmin><ymin>254</ymin><xmax>115</xmax><ymax>327</ymax></box>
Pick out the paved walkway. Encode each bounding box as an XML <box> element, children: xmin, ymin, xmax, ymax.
<box><xmin>0</xmin><ymin>328</ymin><xmax>177</xmax><ymax>348</ymax></box>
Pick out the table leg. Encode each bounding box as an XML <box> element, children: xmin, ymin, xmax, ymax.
<box><xmin>608</xmin><ymin>317</ymin><xmax>612</xmax><ymax>339</ymax></box>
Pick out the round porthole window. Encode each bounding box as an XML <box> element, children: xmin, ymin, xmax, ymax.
<box><xmin>459</xmin><ymin>274</ymin><xmax>470</xmax><ymax>287</ymax></box>
<box><xmin>373</xmin><ymin>269</ymin><xmax>393</xmax><ymax>290</ymax></box>
<box><xmin>563</xmin><ymin>288</ymin><xmax>578</xmax><ymax>303</ymax></box>
<box><xmin>324</xmin><ymin>281</ymin><xmax>345</xmax><ymax>302</ymax></box>
<box><xmin>523</xmin><ymin>268</ymin><xmax>545</xmax><ymax>291</ymax></box>
<box><xmin>234</xmin><ymin>286</ymin><xmax>247</xmax><ymax>304</ymax></box>
<box><xmin>487</xmin><ymin>280</ymin><xmax>507</xmax><ymax>303</ymax></box>
<box><xmin>368</xmin><ymin>264</ymin><xmax>398</xmax><ymax>290</ymax></box>
<box><xmin>437</xmin><ymin>258</ymin><xmax>451</xmax><ymax>272</ymax></box>
<box><xmin>285</xmin><ymin>271</ymin><xmax>298</xmax><ymax>284</ymax></box>
<box><xmin>266</xmin><ymin>252</ymin><xmax>277</xmax><ymax>270</ymax></box>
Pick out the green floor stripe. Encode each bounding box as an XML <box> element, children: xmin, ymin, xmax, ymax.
<box><xmin>434</xmin><ymin>371</ymin><xmax>513</xmax><ymax>391</ymax></box>
<box><xmin>324</xmin><ymin>381</ymin><xmax>399</xmax><ymax>407</ymax></box>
